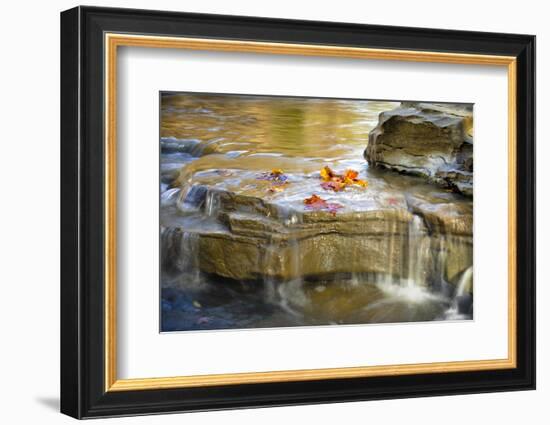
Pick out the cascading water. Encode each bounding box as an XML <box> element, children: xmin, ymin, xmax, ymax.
<box><xmin>203</xmin><ymin>189</ymin><xmax>221</xmax><ymax>217</ymax></box>
<box><xmin>443</xmin><ymin>266</ymin><xmax>473</xmax><ymax>320</ymax></box>
<box><xmin>407</xmin><ymin>215</ymin><xmax>431</xmax><ymax>289</ymax></box>
<box><xmin>160</xmin><ymin>188</ymin><xmax>180</xmax><ymax>207</ymax></box>
<box><xmin>362</xmin><ymin>212</ymin><xmax>455</xmax><ymax>324</ymax></box>
<box><xmin>260</xmin><ymin>208</ymin><xmax>309</xmax><ymax>318</ymax></box>
<box><xmin>161</xmin><ymin>183</ymin><xmax>473</xmax><ymax>329</ymax></box>
<box><xmin>456</xmin><ymin>266</ymin><xmax>473</xmax><ymax>297</ymax></box>
<box><xmin>160</xmin><ymin>227</ymin><xmax>201</xmax><ymax>288</ymax></box>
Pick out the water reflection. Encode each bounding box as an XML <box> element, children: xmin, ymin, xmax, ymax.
<box><xmin>161</xmin><ymin>93</ymin><xmax>394</xmax><ymax>165</ymax></box>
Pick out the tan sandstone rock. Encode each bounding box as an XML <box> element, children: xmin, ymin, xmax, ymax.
<box><xmin>365</xmin><ymin>102</ymin><xmax>473</xmax><ymax>196</ymax></box>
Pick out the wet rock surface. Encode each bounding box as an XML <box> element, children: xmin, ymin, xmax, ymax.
<box><xmin>365</xmin><ymin>102</ymin><xmax>473</xmax><ymax>196</ymax></box>
<box><xmin>161</xmin><ymin>168</ymin><xmax>472</xmax><ymax>291</ymax></box>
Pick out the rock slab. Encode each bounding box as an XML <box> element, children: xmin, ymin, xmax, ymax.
<box><xmin>162</xmin><ymin>186</ymin><xmax>472</xmax><ymax>291</ymax></box>
<box><xmin>365</xmin><ymin>102</ymin><xmax>473</xmax><ymax>196</ymax></box>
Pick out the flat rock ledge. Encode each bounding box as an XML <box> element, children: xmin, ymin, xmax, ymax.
<box><xmin>162</xmin><ymin>186</ymin><xmax>473</xmax><ymax>292</ymax></box>
<box><xmin>365</xmin><ymin>102</ymin><xmax>473</xmax><ymax>196</ymax></box>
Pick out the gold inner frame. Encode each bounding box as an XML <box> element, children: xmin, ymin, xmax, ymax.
<box><xmin>104</xmin><ymin>33</ymin><xmax>517</xmax><ymax>392</ymax></box>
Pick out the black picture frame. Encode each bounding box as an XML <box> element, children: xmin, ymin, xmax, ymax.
<box><xmin>61</xmin><ymin>5</ymin><xmax>536</xmax><ymax>419</ymax></box>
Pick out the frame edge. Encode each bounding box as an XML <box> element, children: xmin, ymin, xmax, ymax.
<box><xmin>515</xmin><ymin>34</ymin><xmax>536</xmax><ymax>391</ymax></box>
<box><xmin>60</xmin><ymin>6</ymin><xmax>83</xmax><ymax>420</ymax></box>
<box><xmin>62</xmin><ymin>6</ymin><xmax>537</xmax><ymax>418</ymax></box>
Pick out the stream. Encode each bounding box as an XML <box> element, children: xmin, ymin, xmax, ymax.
<box><xmin>159</xmin><ymin>93</ymin><xmax>473</xmax><ymax>332</ymax></box>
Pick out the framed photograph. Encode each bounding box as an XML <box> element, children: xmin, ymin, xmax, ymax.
<box><xmin>60</xmin><ymin>6</ymin><xmax>536</xmax><ymax>419</ymax></box>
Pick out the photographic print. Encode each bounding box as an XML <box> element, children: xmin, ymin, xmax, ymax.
<box><xmin>61</xmin><ymin>8</ymin><xmax>535</xmax><ymax>417</ymax></box>
<box><xmin>160</xmin><ymin>93</ymin><xmax>473</xmax><ymax>332</ymax></box>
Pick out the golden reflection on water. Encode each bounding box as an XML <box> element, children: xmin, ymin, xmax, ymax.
<box><xmin>161</xmin><ymin>93</ymin><xmax>399</xmax><ymax>166</ymax></box>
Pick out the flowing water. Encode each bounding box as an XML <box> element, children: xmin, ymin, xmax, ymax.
<box><xmin>160</xmin><ymin>93</ymin><xmax>473</xmax><ymax>332</ymax></box>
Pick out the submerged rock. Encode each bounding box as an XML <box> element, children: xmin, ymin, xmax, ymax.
<box><xmin>365</xmin><ymin>102</ymin><xmax>473</xmax><ymax>196</ymax></box>
<box><xmin>160</xmin><ymin>137</ymin><xmax>201</xmax><ymax>154</ymax></box>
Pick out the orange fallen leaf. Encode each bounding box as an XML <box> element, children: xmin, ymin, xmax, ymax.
<box><xmin>319</xmin><ymin>166</ymin><xmax>367</xmax><ymax>191</ymax></box>
<box><xmin>267</xmin><ymin>182</ymin><xmax>289</xmax><ymax>193</ymax></box>
<box><xmin>304</xmin><ymin>194</ymin><xmax>323</xmax><ymax>205</ymax></box>
<box><xmin>303</xmin><ymin>194</ymin><xmax>343</xmax><ymax>215</ymax></box>
<box><xmin>320</xmin><ymin>166</ymin><xmax>336</xmax><ymax>182</ymax></box>
<box><xmin>352</xmin><ymin>178</ymin><xmax>368</xmax><ymax>188</ymax></box>
<box><xmin>344</xmin><ymin>169</ymin><xmax>358</xmax><ymax>180</ymax></box>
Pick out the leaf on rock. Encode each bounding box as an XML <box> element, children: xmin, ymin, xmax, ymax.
<box><xmin>344</xmin><ymin>169</ymin><xmax>359</xmax><ymax>180</ymax></box>
<box><xmin>325</xmin><ymin>202</ymin><xmax>344</xmax><ymax>215</ymax></box>
<box><xmin>320</xmin><ymin>166</ymin><xmax>336</xmax><ymax>181</ymax></box>
<box><xmin>257</xmin><ymin>169</ymin><xmax>289</xmax><ymax>183</ymax></box>
<box><xmin>320</xmin><ymin>180</ymin><xmax>345</xmax><ymax>192</ymax></box>
<box><xmin>267</xmin><ymin>182</ymin><xmax>290</xmax><ymax>193</ymax></box>
<box><xmin>303</xmin><ymin>194</ymin><xmax>343</xmax><ymax>215</ymax></box>
<box><xmin>304</xmin><ymin>194</ymin><xmax>323</xmax><ymax>206</ymax></box>
<box><xmin>352</xmin><ymin>178</ymin><xmax>368</xmax><ymax>188</ymax></box>
<box><xmin>344</xmin><ymin>168</ymin><xmax>368</xmax><ymax>187</ymax></box>
<box><xmin>319</xmin><ymin>167</ymin><xmax>368</xmax><ymax>191</ymax></box>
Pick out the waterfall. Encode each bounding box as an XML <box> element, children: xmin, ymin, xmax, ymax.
<box><xmin>161</xmin><ymin>227</ymin><xmax>201</xmax><ymax>288</ymax></box>
<box><xmin>204</xmin><ymin>189</ymin><xmax>221</xmax><ymax>217</ymax></box>
<box><xmin>407</xmin><ymin>214</ymin><xmax>431</xmax><ymax>288</ymax></box>
<box><xmin>376</xmin><ymin>212</ymin><xmax>431</xmax><ymax>288</ymax></box>
<box><xmin>260</xmin><ymin>209</ymin><xmax>307</xmax><ymax>317</ymax></box>
<box><xmin>378</xmin><ymin>215</ymin><xmax>399</xmax><ymax>287</ymax></box>
<box><xmin>456</xmin><ymin>266</ymin><xmax>473</xmax><ymax>297</ymax></box>
<box><xmin>277</xmin><ymin>238</ymin><xmax>307</xmax><ymax>316</ymax></box>
<box><xmin>174</xmin><ymin>183</ymin><xmax>208</xmax><ymax>213</ymax></box>
<box><xmin>373</xmin><ymin>213</ymin><xmax>446</xmax><ymax>304</ymax></box>
<box><xmin>443</xmin><ymin>266</ymin><xmax>473</xmax><ymax>320</ymax></box>
<box><xmin>261</xmin><ymin>238</ymin><xmax>279</xmax><ymax>304</ymax></box>
<box><xmin>160</xmin><ymin>188</ymin><xmax>180</xmax><ymax>207</ymax></box>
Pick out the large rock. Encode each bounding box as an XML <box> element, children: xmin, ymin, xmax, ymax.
<box><xmin>161</xmin><ymin>183</ymin><xmax>473</xmax><ymax>291</ymax></box>
<box><xmin>365</xmin><ymin>102</ymin><xmax>473</xmax><ymax>196</ymax></box>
